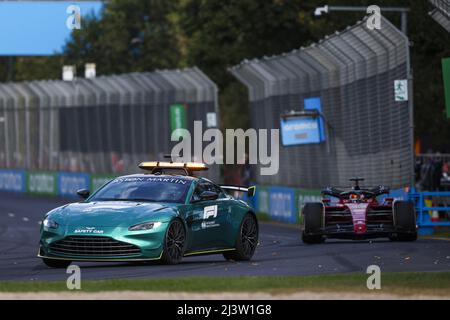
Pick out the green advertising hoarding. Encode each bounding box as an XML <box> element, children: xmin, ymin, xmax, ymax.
<box><xmin>257</xmin><ymin>186</ymin><xmax>269</xmax><ymax>216</ymax></box>
<box><xmin>256</xmin><ymin>185</ymin><xmax>321</xmax><ymax>224</ymax></box>
<box><xmin>170</xmin><ymin>104</ymin><xmax>187</xmax><ymax>139</ymax></box>
<box><xmin>296</xmin><ymin>189</ymin><xmax>322</xmax><ymax>224</ymax></box>
<box><xmin>443</xmin><ymin>58</ymin><xmax>450</xmax><ymax>119</ymax></box>
<box><xmin>90</xmin><ymin>174</ymin><xmax>117</xmax><ymax>193</ymax></box>
<box><xmin>26</xmin><ymin>171</ymin><xmax>57</xmax><ymax>195</ymax></box>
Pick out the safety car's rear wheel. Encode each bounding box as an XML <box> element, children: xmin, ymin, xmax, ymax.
<box><xmin>392</xmin><ymin>201</ymin><xmax>417</xmax><ymax>242</ymax></box>
<box><xmin>161</xmin><ymin>219</ymin><xmax>186</xmax><ymax>265</ymax></box>
<box><xmin>302</xmin><ymin>203</ymin><xmax>325</xmax><ymax>244</ymax></box>
<box><xmin>223</xmin><ymin>214</ymin><xmax>258</xmax><ymax>261</ymax></box>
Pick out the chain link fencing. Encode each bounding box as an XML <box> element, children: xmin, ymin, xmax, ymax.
<box><xmin>0</xmin><ymin>67</ymin><xmax>220</xmax><ymax>181</ymax></box>
<box><xmin>429</xmin><ymin>0</ymin><xmax>450</xmax><ymax>33</ymax></box>
<box><xmin>231</xmin><ymin>16</ymin><xmax>413</xmax><ymax>190</ymax></box>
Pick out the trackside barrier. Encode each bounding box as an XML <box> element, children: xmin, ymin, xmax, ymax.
<box><xmin>267</xmin><ymin>186</ymin><xmax>297</xmax><ymax>224</ymax></box>
<box><xmin>26</xmin><ymin>171</ymin><xmax>57</xmax><ymax>196</ymax></box>
<box><xmin>90</xmin><ymin>174</ymin><xmax>117</xmax><ymax>194</ymax></box>
<box><xmin>0</xmin><ymin>169</ymin><xmax>117</xmax><ymax>198</ymax></box>
<box><xmin>57</xmin><ymin>172</ymin><xmax>90</xmax><ymax>198</ymax></box>
<box><xmin>0</xmin><ymin>169</ymin><xmax>25</xmax><ymax>192</ymax></box>
<box><xmin>408</xmin><ymin>191</ymin><xmax>450</xmax><ymax>235</ymax></box>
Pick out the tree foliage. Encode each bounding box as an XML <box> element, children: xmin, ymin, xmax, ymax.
<box><xmin>64</xmin><ymin>0</ymin><xmax>182</xmax><ymax>75</ymax></box>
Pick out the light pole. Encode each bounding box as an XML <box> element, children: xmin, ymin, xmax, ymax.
<box><xmin>314</xmin><ymin>5</ymin><xmax>410</xmax><ymax>35</ymax></box>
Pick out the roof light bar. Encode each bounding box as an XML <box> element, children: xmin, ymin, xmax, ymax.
<box><xmin>138</xmin><ymin>161</ymin><xmax>209</xmax><ymax>171</ymax></box>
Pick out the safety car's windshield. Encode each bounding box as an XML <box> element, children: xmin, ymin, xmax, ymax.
<box><xmin>89</xmin><ymin>176</ymin><xmax>192</xmax><ymax>204</ymax></box>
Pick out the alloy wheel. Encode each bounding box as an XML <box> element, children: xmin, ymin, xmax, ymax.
<box><xmin>165</xmin><ymin>220</ymin><xmax>185</xmax><ymax>262</ymax></box>
<box><xmin>241</xmin><ymin>217</ymin><xmax>258</xmax><ymax>256</ymax></box>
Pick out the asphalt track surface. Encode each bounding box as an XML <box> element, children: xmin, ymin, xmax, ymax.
<box><xmin>0</xmin><ymin>192</ymin><xmax>449</xmax><ymax>282</ymax></box>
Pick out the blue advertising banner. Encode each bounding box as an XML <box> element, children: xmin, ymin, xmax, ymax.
<box><xmin>0</xmin><ymin>1</ymin><xmax>103</xmax><ymax>55</ymax></box>
<box><xmin>0</xmin><ymin>169</ymin><xmax>25</xmax><ymax>192</ymax></box>
<box><xmin>254</xmin><ymin>186</ymin><xmax>269</xmax><ymax>215</ymax></box>
<box><xmin>268</xmin><ymin>186</ymin><xmax>297</xmax><ymax>224</ymax></box>
<box><xmin>304</xmin><ymin>97</ymin><xmax>326</xmax><ymax>142</ymax></box>
<box><xmin>378</xmin><ymin>188</ymin><xmax>408</xmax><ymax>201</ymax></box>
<box><xmin>57</xmin><ymin>172</ymin><xmax>90</xmax><ymax>198</ymax></box>
<box><xmin>280</xmin><ymin>117</ymin><xmax>322</xmax><ymax>146</ymax></box>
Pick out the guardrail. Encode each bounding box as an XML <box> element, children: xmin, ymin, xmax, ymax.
<box><xmin>409</xmin><ymin>191</ymin><xmax>450</xmax><ymax>228</ymax></box>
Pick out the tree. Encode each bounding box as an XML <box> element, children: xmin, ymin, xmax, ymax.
<box><xmin>179</xmin><ymin>0</ymin><xmax>318</xmax><ymax>87</ymax></box>
<box><xmin>64</xmin><ymin>0</ymin><xmax>183</xmax><ymax>75</ymax></box>
<box><xmin>178</xmin><ymin>0</ymin><xmax>319</xmax><ymax>129</ymax></box>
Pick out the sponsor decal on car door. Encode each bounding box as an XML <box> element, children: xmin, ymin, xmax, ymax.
<box><xmin>187</xmin><ymin>202</ymin><xmax>218</xmax><ymax>250</ymax></box>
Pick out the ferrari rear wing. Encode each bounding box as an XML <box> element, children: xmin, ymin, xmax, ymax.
<box><xmin>220</xmin><ymin>185</ymin><xmax>256</xmax><ymax>197</ymax></box>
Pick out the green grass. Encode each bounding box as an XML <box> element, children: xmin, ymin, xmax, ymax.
<box><xmin>421</xmin><ymin>227</ymin><xmax>450</xmax><ymax>239</ymax></box>
<box><xmin>0</xmin><ymin>272</ymin><xmax>449</xmax><ymax>295</ymax></box>
<box><xmin>430</xmin><ymin>228</ymin><xmax>450</xmax><ymax>238</ymax></box>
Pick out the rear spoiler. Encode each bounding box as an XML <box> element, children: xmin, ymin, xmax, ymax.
<box><xmin>220</xmin><ymin>185</ymin><xmax>256</xmax><ymax>197</ymax></box>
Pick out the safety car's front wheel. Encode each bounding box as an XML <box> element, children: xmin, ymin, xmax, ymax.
<box><xmin>161</xmin><ymin>219</ymin><xmax>186</xmax><ymax>265</ymax></box>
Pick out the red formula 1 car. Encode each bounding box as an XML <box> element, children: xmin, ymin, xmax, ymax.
<box><xmin>301</xmin><ymin>178</ymin><xmax>417</xmax><ymax>244</ymax></box>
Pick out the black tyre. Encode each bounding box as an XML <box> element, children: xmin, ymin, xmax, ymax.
<box><xmin>389</xmin><ymin>233</ymin><xmax>418</xmax><ymax>241</ymax></box>
<box><xmin>393</xmin><ymin>201</ymin><xmax>417</xmax><ymax>242</ymax></box>
<box><xmin>388</xmin><ymin>234</ymin><xmax>398</xmax><ymax>241</ymax></box>
<box><xmin>223</xmin><ymin>214</ymin><xmax>258</xmax><ymax>261</ymax></box>
<box><xmin>302</xmin><ymin>203</ymin><xmax>324</xmax><ymax>244</ymax></box>
<box><xmin>161</xmin><ymin>219</ymin><xmax>186</xmax><ymax>265</ymax></box>
<box><xmin>42</xmin><ymin>258</ymin><xmax>71</xmax><ymax>268</ymax></box>
<box><xmin>397</xmin><ymin>232</ymin><xmax>418</xmax><ymax>241</ymax></box>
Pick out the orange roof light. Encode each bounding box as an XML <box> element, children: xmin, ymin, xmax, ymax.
<box><xmin>138</xmin><ymin>161</ymin><xmax>208</xmax><ymax>171</ymax></box>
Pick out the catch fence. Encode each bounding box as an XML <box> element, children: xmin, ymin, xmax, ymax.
<box><xmin>0</xmin><ymin>67</ymin><xmax>220</xmax><ymax>181</ymax></box>
<box><xmin>231</xmin><ymin>16</ymin><xmax>413</xmax><ymax>189</ymax></box>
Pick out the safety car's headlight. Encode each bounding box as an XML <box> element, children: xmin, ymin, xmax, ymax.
<box><xmin>129</xmin><ymin>221</ymin><xmax>162</xmax><ymax>231</ymax></box>
<box><xmin>43</xmin><ymin>218</ymin><xmax>59</xmax><ymax>229</ymax></box>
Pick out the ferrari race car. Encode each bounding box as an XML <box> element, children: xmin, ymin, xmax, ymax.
<box><xmin>38</xmin><ymin>161</ymin><xmax>258</xmax><ymax>268</ymax></box>
<box><xmin>301</xmin><ymin>178</ymin><xmax>417</xmax><ymax>244</ymax></box>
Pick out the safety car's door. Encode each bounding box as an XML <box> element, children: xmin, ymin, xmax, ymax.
<box><xmin>186</xmin><ymin>180</ymin><xmax>229</xmax><ymax>251</ymax></box>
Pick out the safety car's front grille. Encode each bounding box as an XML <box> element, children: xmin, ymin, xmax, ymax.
<box><xmin>49</xmin><ymin>236</ymin><xmax>141</xmax><ymax>257</ymax></box>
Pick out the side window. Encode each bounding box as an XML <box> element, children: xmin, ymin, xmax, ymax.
<box><xmin>203</xmin><ymin>181</ymin><xmax>226</xmax><ymax>199</ymax></box>
<box><xmin>191</xmin><ymin>181</ymin><xmax>225</xmax><ymax>202</ymax></box>
<box><xmin>213</xmin><ymin>185</ymin><xmax>226</xmax><ymax>199</ymax></box>
<box><xmin>202</xmin><ymin>182</ymin><xmax>214</xmax><ymax>192</ymax></box>
<box><xmin>191</xmin><ymin>183</ymin><xmax>205</xmax><ymax>202</ymax></box>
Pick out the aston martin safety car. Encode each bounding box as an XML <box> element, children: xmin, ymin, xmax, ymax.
<box><xmin>38</xmin><ymin>161</ymin><xmax>258</xmax><ymax>267</ymax></box>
